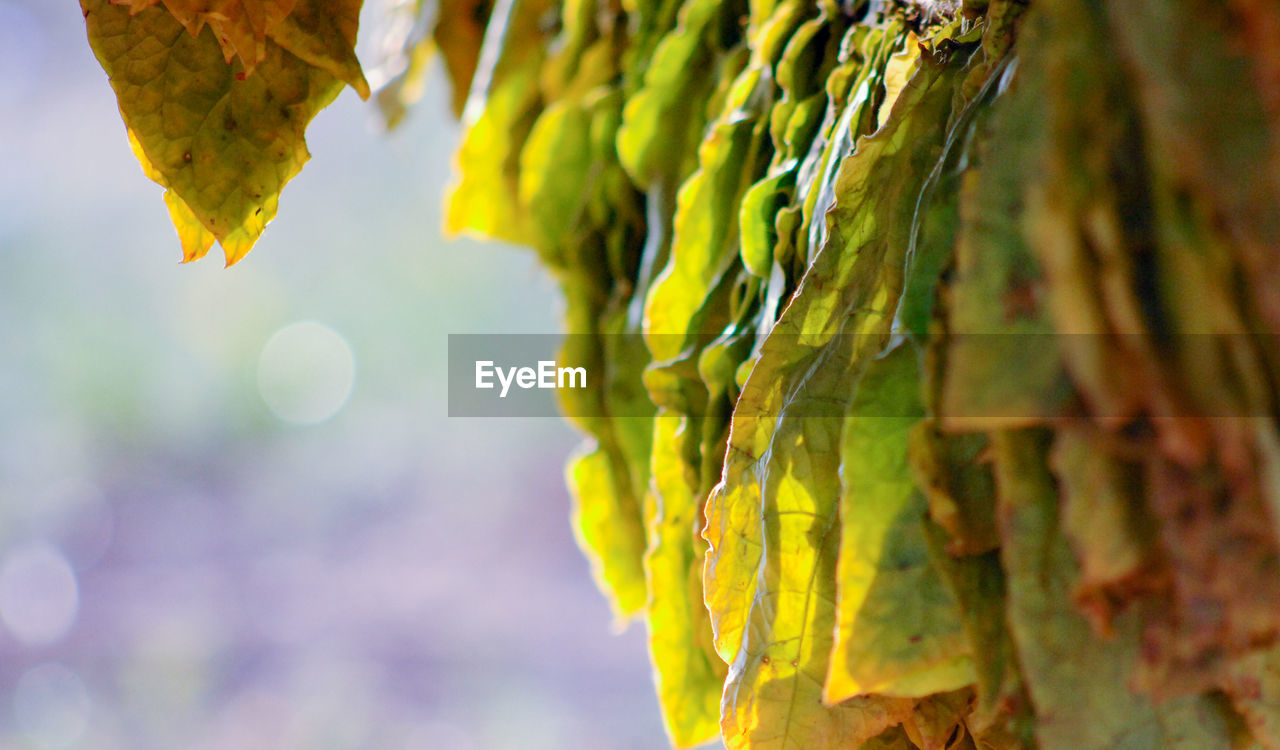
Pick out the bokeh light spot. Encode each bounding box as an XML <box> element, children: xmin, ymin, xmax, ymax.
<box><xmin>0</xmin><ymin>542</ymin><xmax>79</xmax><ymax>647</ymax></box>
<box><xmin>257</xmin><ymin>321</ymin><xmax>356</xmax><ymax>425</ymax></box>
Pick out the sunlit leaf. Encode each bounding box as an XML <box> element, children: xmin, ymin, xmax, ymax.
<box><xmin>84</xmin><ymin>0</ymin><xmax>365</xmax><ymax>263</ymax></box>
<box><xmin>443</xmin><ymin>0</ymin><xmax>556</xmax><ymax>244</ymax></box>
<box><xmin>567</xmin><ymin>443</ymin><xmax>649</xmax><ymax>619</ymax></box>
<box><xmin>644</xmin><ymin>415</ymin><xmax>725</xmax><ymax>747</ymax></box>
<box><xmin>827</xmin><ymin>346</ymin><xmax>974</xmax><ymax>702</ymax></box>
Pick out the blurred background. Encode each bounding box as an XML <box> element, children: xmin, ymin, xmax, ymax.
<box><xmin>0</xmin><ymin>1</ymin><xmax>680</xmax><ymax>747</ymax></box>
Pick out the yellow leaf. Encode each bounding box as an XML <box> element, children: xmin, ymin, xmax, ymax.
<box><xmin>84</xmin><ymin>0</ymin><xmax>352</xmax><ymax>264</ymax></box>
<box><xmin>163</xmin><ymin>191</ymin><xmax>218</xmax><ymax>263</ymax></box>
<box><xmin>126</xmin><ymin>128</ymin><xmax>215</xmax><ymax>262</ymax></box>
<box><xmin>644</xmin><ymin>415</ymin><xmax>725</xmax><ymax>748</ymax></box>
<box><xmin>567</xmin><ymin>444</ymin><xmax>649</xmax><ymax>621</ymax></box>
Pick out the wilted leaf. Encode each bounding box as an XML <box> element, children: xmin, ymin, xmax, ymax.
<box><xmin>114</xmin><ymin>0</ymin><xmax>298</xmax><ymax>73</ymax></box>
<box><xmin>568</xmin><ymin>443</ymin><xmax>649</xmax><ymax>619</ymax></box>
<box><xmin>443</xmin><ymin>0</ymin><xmax>550</xmax><ymax>245</ymax></box>
<box><xmin>644</xmin><ymin>415</ymin><xmax>725</xmax><ymax>747</ymax></box>
<box><xmin>827</xmin><ymin>346</ymin><xmax>974</xmax><ymax>703</ymax></box>
<box><xmin>993</xmin><ymin>429</ymin><xmax>1238</xmax><ymax>750</ymax></box>
<box><xmin>269</xmin><ymin>0</ymin><xmax>369</xmax><ymax>99</ymax></box>
<box><xmin>85</xmin><ymin>0</ymin><xmax>366</xmax><ymax>263</ymax></box>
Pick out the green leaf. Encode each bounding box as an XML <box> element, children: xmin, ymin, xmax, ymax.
<box><xmin>84</xmin><ymin>0</ymin><xmax>361</xmax><ymax>264</ymax></box>
<box><xmin>739</xmin><ymin>169</ymin><xmax>794</xmax><ymax>278</ymax></box>
<box><xmin>444</xmin><ymin>0</ymin><xmax>553</xmax><ymax>244</ymax></box>
<box><xmin>827</xmin><ymin>346</ymin><xmax>974</xmax><ymax>702</ymax></box>
<box><xmin>615</xmin><ymin>0</ymin><xmax>746</xmax><ymax>186</ymax></box>
<box><xmin>642</xmin><ymin>60</ymin><xmax>772</xmax><ymax>358</ymax></box>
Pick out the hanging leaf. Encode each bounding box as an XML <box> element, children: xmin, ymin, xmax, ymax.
<box><xmin>84</xmin><ymin>0</ymin><xmax>368</xmax><ymax>263</ymax></box>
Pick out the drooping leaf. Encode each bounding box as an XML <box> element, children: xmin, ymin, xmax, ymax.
<box><xmin>642</xmin><ymin>59</ymin><xmax>772</xmax><ymax>358</ymax></box>
<box><xmin>644</xmin><ymin>415</ymin><xmax>725</xmax><ymax>747</ymax></box>
<box><xmin>827</xmin><ymin>346</ymin><xmax>974</xmax><ymax>703</ymax></box>
<box><xmin>85</xmin><ymin>0</ymin><xmax>366</xmax><ymax>264</ymax></box>
<box><xmin>114</xmin><ymin>0</ymin><xmax>299</xmax><ymax>73</ymax></box>
<box><xmin>269</xmin><ymin>0</ymin><xmax>369</xmax><ymax>98</ymax></box>
<box><xmin>568</xmin><ymin>442</ymin><xmax>650</xmax><ymax>619</ymax></box>
<box><xmin>444</xmin><ymin>0</ymin><xmax>554</xmax><ymax>244</ymax></box>
<box><xmin>703</xmin><ymin>44</ymin><xmax>979</xmax><ymax>749</ymax></box>
<box><xmin>992</xmin><ymin>429</ymin><xmax>1241</xmax><ymax>750</ymax></box>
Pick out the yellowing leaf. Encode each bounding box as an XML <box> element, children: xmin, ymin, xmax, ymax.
<box><xmin>84</xmin><ymin>0</ymin><xmax>351</xmax><ymax>264</ymax></box>
<box><xmin>113</xmin><ymin>0</ymin><xmax>299</xmax><ymax>73</ymax></box>
<box><xmin>568</xmin><ymin>444</ymin><xmax>649</xmax><ymax>619</ymax></box>
<box><xmin>703</xmin><ymin>40</ymin><xmax>980</xmax><ymax>749</ymax></box>
<box><xmin>443</xmin><ymin>0</ymin><xmax>552</xmax><ymax>244</ymax></box>
<box><xmin>992</xmin><ymin>430</ymin><xmax>1237</xmax><ymax>750</ymax></box>
<box><xmin>644</xmin><ymin>415</ymin><xmax>724</xmax><ymax>748</ymax></box>
<box><xmin>826</xmin><ymin>346</ymin><xmax>975</xmax><ymax>703</ymax></box>
<box><xmin>163</xmin><ymin>190</ymin><xmax>218</xmax><ymax>263</ymax></box>
<box><xmin>126</xmin><ymin>128</ymin><xmax>215</xmax><ymax>262</ymax></box>
<box><xmin>269</xmin><ymin>0</ymin><xmax>370</xmax><ymax>99</ymax></box>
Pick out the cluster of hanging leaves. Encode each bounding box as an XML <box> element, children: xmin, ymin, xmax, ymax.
<box><xmin>85</xmin><ymin>0</ymin><xmax>1280</xmax><ymax>747</ymax></box>
<box><xmin>412</xmin><ymin>0</ymin><xmax>1280</xmax><ymax>746</ymax></box>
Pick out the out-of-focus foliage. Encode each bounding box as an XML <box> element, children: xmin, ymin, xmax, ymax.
<box><xmin>83</xmin><ymin>0</ymin><xmax>1280</xmax><ymax>747</ymax></box>
<box><xmin>82</xmin><ymin>0</ymin><xmax>370</xmax><ymax>264</ymax></box>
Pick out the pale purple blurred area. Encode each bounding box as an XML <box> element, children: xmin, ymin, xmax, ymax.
<box><xmin>0</xmin><ymin>1</ymin><xmax>682</xmax><ymax>747</ymax></box>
